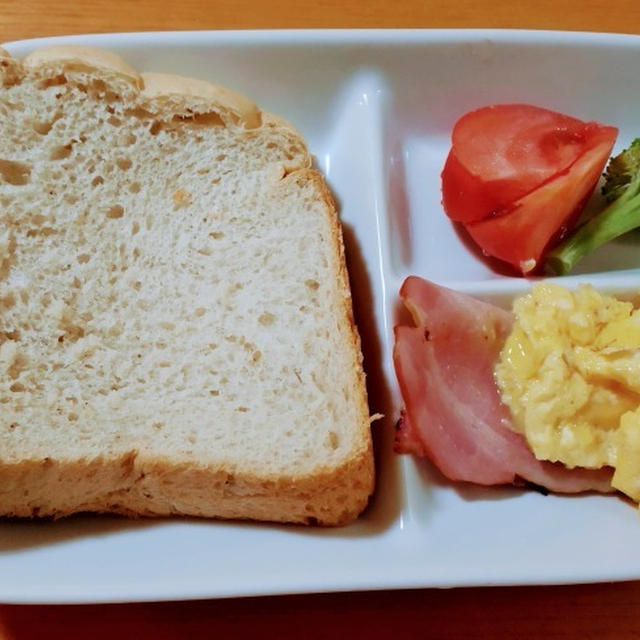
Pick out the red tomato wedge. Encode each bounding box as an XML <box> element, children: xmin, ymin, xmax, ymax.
<box><xmin>465</xmin><ymin>126</ymin><xmax>618</xmax><ymax>273</ymax></box>
<box><xmin>443</xmin><ymin>105</ymin><xmax>596</xmax><ymax>223</ymax></box>
<box><xmin>441</xmin><ymin>104</ymin><xmax>618</xmax><ymax>273</ymax></box>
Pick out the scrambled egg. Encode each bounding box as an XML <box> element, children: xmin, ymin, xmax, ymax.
<box><xmin>495</xmin><ymin>282</ymin><xmax>640</xmax><ymax>502</ymax></box>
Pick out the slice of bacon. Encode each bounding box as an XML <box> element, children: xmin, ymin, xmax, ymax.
<box><xmin>393</xmin><ymin>276</ymin><xmax>613</xmax><ymax>493</ymax></box>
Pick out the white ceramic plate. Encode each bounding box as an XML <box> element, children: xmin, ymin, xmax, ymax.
<box><xmin>2</xmin><ymin>29</ymin><xmax>640</xmax><ymax>604</ymax></box>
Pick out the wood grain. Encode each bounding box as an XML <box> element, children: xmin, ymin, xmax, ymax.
<box><xmin>2</xmin><ymin>583</ymin><xmax>640</xmax><ymax>639</ymax></box>
<box><xmin>2</xmin><ymin>1</ymin><xmax>640</xmax><ymax>638</ymax></box>
<box><xmin>2</xmin><ymin>0</ymin><xmax>640</xmax><ymax>42</ymax></box>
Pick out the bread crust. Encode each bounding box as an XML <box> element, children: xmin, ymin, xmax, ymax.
<box><xmin>141</xmin><ymin>71</ymin><xmax>261</xmax><ymax>128</ymax></box>
<box><xmin>0</xmin><ymin>45</ymin><xmax>374</xmax><ymax>526</ymax></box>
<box><xmin>23</xmin><ymin>45</ymin><xmax>142</xmax><ymax>88</ymax></box>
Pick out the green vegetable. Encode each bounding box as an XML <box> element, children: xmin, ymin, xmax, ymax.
<box><xmin>545</xmin><ymin>139</ymin><xmax>640</xmax><ymax>276</ymax></box>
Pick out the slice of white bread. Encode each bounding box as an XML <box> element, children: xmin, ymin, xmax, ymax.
<box><xmin>0</xmin><ymin>45</ymin><xmax>374</xmax><ymax>525</ymax></box>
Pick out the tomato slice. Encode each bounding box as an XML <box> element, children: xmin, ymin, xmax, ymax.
<box><xmin>464</xmin><ymin>127</ymin><xmax>617</xmax><ymax>273</ymax></box>
<box><xmin>442</xmin><ymin>104</ymin><xmax>611</xmax><ymax>224</ymax></box>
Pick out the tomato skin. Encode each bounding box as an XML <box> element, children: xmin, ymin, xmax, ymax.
<box><xmin>441</xmin><ymin>103</ymin><xmax>618</xmax><ymax>273</ymax></box>
<box><xmin>443</xmin><ymin>149</ymin><xmax>544</xmax><ymax>224</ymax></box>
<box><xmin>450</xmin><ymin>105</ymin><xmax>590</xmax><ymax>182</ymax></box>
<box><xmin>464</xmin><ymin>127</ymin><xmax>617</xmax><ymax>273</ymax></box>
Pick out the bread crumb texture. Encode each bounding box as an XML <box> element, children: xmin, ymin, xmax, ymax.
<box><xmin>0</xmin><ymin>47</ymin><xmax>373</xmax><ymax>525</ymax></box>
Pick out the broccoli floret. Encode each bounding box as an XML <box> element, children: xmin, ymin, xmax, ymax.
<box><xmin>545</xmin><ymin>139</ymin><xmax>640</xmax><ymax>276</ymax></box>
<box><xmin>602</xmin><ymin>138</ymin><xmax>640</xmax><ymax>201</ymax></box>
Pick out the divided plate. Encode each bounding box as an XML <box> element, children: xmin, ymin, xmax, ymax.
<box><xmin>2</xmin><ymin>29</ymin><xmax>640</xmax><ymax>603</ymax></box>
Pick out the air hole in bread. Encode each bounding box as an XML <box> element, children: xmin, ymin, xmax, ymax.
<box><xmin>116</xmin><ymin>158</ymin><xmax>132</xmax><ymax>171</ymax></box>
<box><xmin>1</xmin><ymin>294</ymin><xmax>16</xmax><ymax>310</ymax></box>
<box><xmin>91</xmin><ymin>175</ymin><xmax>104</xmax><ymax>187</ymax></box>
<box><xmin>107</xmin><ymin>115</ymin><xmax>122</xmax><ymax>127</ymax></box>
<box><xmin>9</xmin><ymin>382</ymin><xmax>25</xmax><ymax>394</ymax></box>
<box><xmin>125</xmin><ymin>107</ymin><xmax>152</xmax><ymax>120</ymax></box>
<box><xmin>216</xmin><ymin>154</ymin><xmax>226</xmax><ymax>162</ymax></box>
<box><xmin>77</xmin><ymin>253</ymin><xmax>90</xmax><ymax>264</ymax></box>
<box><xmin>177</xmin><ymin>112</ymin><xmax>225</xmax><ymax>128</ymax></box>
<box><xmin>305</xmin><ymin>279</ymin><xmax>320</xmax><ymax>291</ymax></box>
<box><xmin>129</xmin><ymin>181</ymin><xmax>140</xmax><ymax>194</ymax></box>
<box><xmin>90</xmin><ymin>79</ymin><xmax>106</xmax><ymax>94</ymax></box>
<box><xmin>258</xmin><ymin>312</ymin><xmax>275</xmax><ymax>326</ymax></box>
<box><xmin>172</xmin><ymin>188</ymin><xmax>191</xmax><ymax>208</ymax></box>
<box><xmin>0</xmin><ymin>159</ymin><xmax>30</xmax><ymax>185</ymax></box>
<box><xmin>7</xmin><ymin>354</ymin><xmax>26</xmax><ymax>380</ymax></box>
<box><xmin>2</xmin><ymin>329</ymin><xmax>19</xmax><ymax>341</ymax></box>
<box><xmin>32</xmin><ymin>120</ymin><xmax>54</xmax><ymax>135</ymax></box>
<box><xmin>131</xmin><ymin>221</ymin><xmax>140</xmax><ymax>235</ymax></box>
<box><xmin>38</xmin><ymin>74</ymin><xmax>67</xmax><ymax>90</ymax></box>
<box><xmin>120</xmin><ymin>132</ymin><xmax>137</xmax><ymax>147</ymax></box>
<box><xmin>106</xmin><ymin>205</ymin><xmax>124</xmax><ymax>219</ymax></box>
<box><xmin>50</xmin><ymin>144</ymin><xmax>72</xmax><ymax>161</ymax></box>
<box><xmin>149</xmin><ymin>121</ymin><xmax>162</xmax><ymax>136</ymax></box>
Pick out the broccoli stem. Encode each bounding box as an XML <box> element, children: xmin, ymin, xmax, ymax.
<box><xmin>545</xmin><ymin>176</ymin><xmax>640</xmax><ymax>276</ymax></box>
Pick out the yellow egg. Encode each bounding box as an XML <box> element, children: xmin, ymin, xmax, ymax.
<box><xmin>495</xmin><ymin>283</ymin><xmax>640</xmax><ymax>502</ymax></box>
<box><xmin>612</xmin><ymin>410</ymin><xmax>640</xmax><ymax>501</ymax></box>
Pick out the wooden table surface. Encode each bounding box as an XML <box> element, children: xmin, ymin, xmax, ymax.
<box><xmin>3</xmin><ymin>1</ymin><xmax>640</xmax><ymax>638</ymax></box>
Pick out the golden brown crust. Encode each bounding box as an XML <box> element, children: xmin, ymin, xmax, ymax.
<box><xmin>0</xmin><ymin>46</ymin><xmax>374</xmax><ymax>527</ymax></box>
<box><xmin>23</xmin><ymin>45</ymin><xmax>142</xmax><ymax>88</ymax></box>
<box><xmin>141</xmin><ymin>71</ymin><xmax>261</xmax><ymax>129</ymax></box>
<box><xmin>11</xmin><ymin>45</ymin><xmax>260</xmax><ymax>129</ymax></box>
<box><xmin>0</xmin><ymin>445</ymin><xmax>373</xmax><ymax>525</ymax></box>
